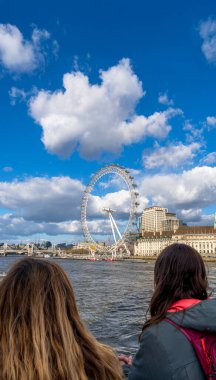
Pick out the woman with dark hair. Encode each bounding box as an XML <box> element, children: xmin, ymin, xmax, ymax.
<box><xmin>0</xmin><ymin>258</ymin><xmax>122</xmax><ymax>380</ymax></box>
<box><xmin>128</xmin><ymin>243</ymin><xmax>215</xmax><ymax>380</ymax></box>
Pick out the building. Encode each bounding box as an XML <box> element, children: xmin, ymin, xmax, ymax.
<box><xmin>172</xmin><ymin>226</ymin><xmax>216</xmax><ymax>256</ymax></box>
<box><xmin>134</xmin><ymin>232</ymin><xmax>172</xmax><ymax>257</ymax></box>
<box><xmin>141</xmin><ymin>206</ymin><xmax>168</xmax><ymax>233</ymax></box>
<box><xmin>162</xmin><ymin>212</ymin><xmax>180</xmax><ymax>232</ymax></box>
<box><xmin>134</xmin><ymin>225</ymin><xmax>216</xmax><ymax>257</ymax></box>
<box><xmin>141</xmin><ymin>206</ymin><xmax>180</xmax><ymax>235</ymax></box>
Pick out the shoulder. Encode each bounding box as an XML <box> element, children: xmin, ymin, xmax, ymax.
<box><xmin>129</xmin><ymin>321</ymin><xmax>205</xmax><ymax>380</ymax></box>
<box><xmin>129</xmin><ymin>324</ymin><xmax>173</xmax><ymax>380</ymax></box>
<box><xmin>167</xmin><ymin>298</ymin><xmax>216</xmax><ymax>331</ymax></box>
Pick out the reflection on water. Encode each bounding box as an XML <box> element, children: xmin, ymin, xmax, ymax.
<box><xmin>0</xmin><ymin>256</ymin><xmax>216</xmax><ymax>356</ymax></box>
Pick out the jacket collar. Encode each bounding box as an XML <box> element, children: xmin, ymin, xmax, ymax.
<box><xmin>167</xmin><ymin>299</ymin><xmax>202</xmax><ymax>313</ymax></box>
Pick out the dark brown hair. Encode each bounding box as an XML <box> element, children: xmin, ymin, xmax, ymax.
<box><xmin>142</xmin><ymin>243</ymin><xmax>208</xmax><ymax>333</ymax></box>
<box><xmin>0</xmin><ymin>258</ymin><xmax>122</xmax><ymax>380</ymax></box>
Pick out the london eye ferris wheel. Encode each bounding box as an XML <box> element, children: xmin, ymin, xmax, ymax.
<box><xmin>81</xmin><ymin>164</ymin><xmax>140</xmax><ymax>256</ymax></box>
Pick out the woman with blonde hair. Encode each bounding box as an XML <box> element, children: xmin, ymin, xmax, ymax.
<box><xmin>0</xmin><ymin>258</ymin><xmax>122</xmax><ymax>380</ymax></box>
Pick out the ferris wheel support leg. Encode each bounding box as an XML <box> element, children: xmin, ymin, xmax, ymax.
<box><xmin>110</xmin><ymin>213</ymin><xmax>122</xmax><ymax>240</ymax></box>
<box><xmin>109</xmin><ymin>213</ymin><xmax>117</xmax><ymax>244</ymax></box>
<box><xmin>111</xmin><ymin>244</ymin><xmax>117</xmax><ymax>260</ymax></box>
<box><xmin>122</xmin><ymin>241</ymin><xmax>131</xmax><ymax>256</ymax></box>
<box><xmin>110</xmin><ymin>213</ymin><xmax>131</xmax><ymax>257</ymax></box>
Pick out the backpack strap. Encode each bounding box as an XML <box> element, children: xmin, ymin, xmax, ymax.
<box><xmin>164</xmin><ymin>318</ymin><xmax>192</xmax><ymax>342</ymax></box>
<box><xmin>164</xmin><ymin>318</ymin><xmax>216</xmax><ymax>379</ymax></box>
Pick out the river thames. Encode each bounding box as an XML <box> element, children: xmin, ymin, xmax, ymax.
<box><xmin>1</xmin><ymin>256</ymin><xmax>216</xmax><ymax>358</ymax></box>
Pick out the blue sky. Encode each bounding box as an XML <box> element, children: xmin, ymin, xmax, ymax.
<box><xmin>0</xmin><ymin>0</ymin><xmax>216</xmax><ymax>242</ymax></box>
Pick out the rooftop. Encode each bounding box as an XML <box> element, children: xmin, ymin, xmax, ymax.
<box><xmin>141</xmin><ymin>225</ymin><xmax>216</xmax><ymax>239</ymax></box>
<box><xmin>173</xmin><ymin>226</ymin><xmax>215</xmax><ymax>235</ymax></box>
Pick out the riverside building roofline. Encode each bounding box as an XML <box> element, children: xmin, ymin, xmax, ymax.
<box><xmin>143</xmin><ymin>206</ymin><xmax>168</xmax><ymax>211</ymax></box>
<box><xmin>173</xmin><ymin>226</ymin><xmax>215</xmax><ymax>235</ymax></box>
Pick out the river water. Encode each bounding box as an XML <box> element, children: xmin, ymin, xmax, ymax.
<box><xmin>1</xmin><ymin>256</ymin><xmax>216</xmax><ymax>358</ymax></box>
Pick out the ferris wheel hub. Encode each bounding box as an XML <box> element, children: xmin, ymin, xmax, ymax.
<box><xmin>102</xmin><ymin>207</ymin><xmax>116</xmax><ymax>213</ymax></box>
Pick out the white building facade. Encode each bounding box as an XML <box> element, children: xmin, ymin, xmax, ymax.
<box><xmin>141</xmin><ymin>206</ymin><xmax>168</xmax><ymax>233</ymax></box>
<box><xmin>134</xmin><ymin>235</ymin><xmax>171</xmax><ymax>256</ymax></box>
<box><xmin>134</xmin><ymin>227</ymin><xmax>216</xmax><ymax>257</ymax></box>
<box><xmin>141</xmin><ymin>206</ymin><xmax>181</xmax><ymax>235</ymax></box>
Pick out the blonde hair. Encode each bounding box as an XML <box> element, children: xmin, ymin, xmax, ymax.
<box><xmin>0</xmin><ymin>258</ymin><xmax>122</xmax><ymax>380</ymax></box>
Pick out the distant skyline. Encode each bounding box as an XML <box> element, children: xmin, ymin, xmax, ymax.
<box><xmin>0</xmin><ymin>0</ymin><xmax>216</xmax><ymax>242</ymax></box>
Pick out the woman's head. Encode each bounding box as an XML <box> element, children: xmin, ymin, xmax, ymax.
<box><xmin>154</xmin><ymin>243</ymin><xmax>208</xmax><ymax>300</ymax></box>
<box><xmin>142</xmin><ymin>243</ymin><xmax>208</xmax><ymax>331</ymax></box>
<box><xmin>0</xmin><ymin>258</ymin><xmax>122</xmax><ymax>380</ymax></box>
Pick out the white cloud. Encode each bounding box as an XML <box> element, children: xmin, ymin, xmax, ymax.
<box><xmin>178</xmin><ymin>209</ymin><xmax>214</xmax><ymax>225</ymax></box>
<box><xmin>206</xmin><ymin>116</ymin><xmax>216</xmax><ymax>127</ymax></box>
<box><xmin>0</xmin><ymin>176</ymin><xmax>134</xmax><ymax>223</ymax></box>
<box><xmin>9</xmin><ymin>86</ymin><xmax>37</xmax><ymax>105</ymax></box>
<box><xmin>199</xmin><ymin>18</ymin><xmax>216</xmax><ymax>63</ymax></box>
<box><xmin>201</xmin><ymin>152</ymin><xmax>216</xmax><ymax>165</ymax></box>
<box><xmin>0</xmin><ymin>24</ymin><xmax>53</xmax><ymax>73</ymax></box>
<box><xmin>0</xmin><ymin>210</ymin><xmax>126</xmax><ymax>240</ymax></box>
<box><xmin>158</xmin><ymin>92</ymin><xmax>174</xmax><ymax>106</ymax></box>
<box><xmin>140</xmin><ymin>166</ymin><xmax>216</xmax><ymax>213</ymax></box>
<box><xmin>183</xmin><ymin>121</ymin><xmax>204</xmax><ymax>144</ymax></box>
<box><xmin>0</xmin><ymin>213</ymin><xmax>82</xmax><ymax>240</ymax></box>
<box><xmin>31</xmin><ymin>27</ymin><xmax>50</xmax><ymax>45</ymax></box>
<box><xmin>143</xmin><ymin>142</ymin><xmax>200</xmax><ymax>169</ymax></box>
<box><xmin>9</xmin><ymin>87</ymin><xmax>28</xmax><ymax>105</ymax></box>
<box><xmin>0</xmin><ymin>165</ymin><xmax>215</xmax><ymax>239</ymax></box>
<box><xmin>89</xmin><ymin>190</ymin><xmax>148</xmax><ymax>219</ymax></box>
<box><xmin>0</xmin><ymin>176</ymin><xmax>90</xmax><ymax>239</ymax></box>
<box><xmin>0</xmin><ymin>176</ymin><xmax>84</xmax><ymax>222</ymax></box>
<box><xmin>29</xmin><ymin>58</ymin><xmax>182</xmax><ymax>159</ymax></box>
<box><xmin>179</xmin><ymin>208</ymin><xmax>203</xmax><ymax>222</ymax></box>
<box><xmin>0</xmin><ymin>174</ymin><xmax>145</xmax><ymax>239</ymax></box>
